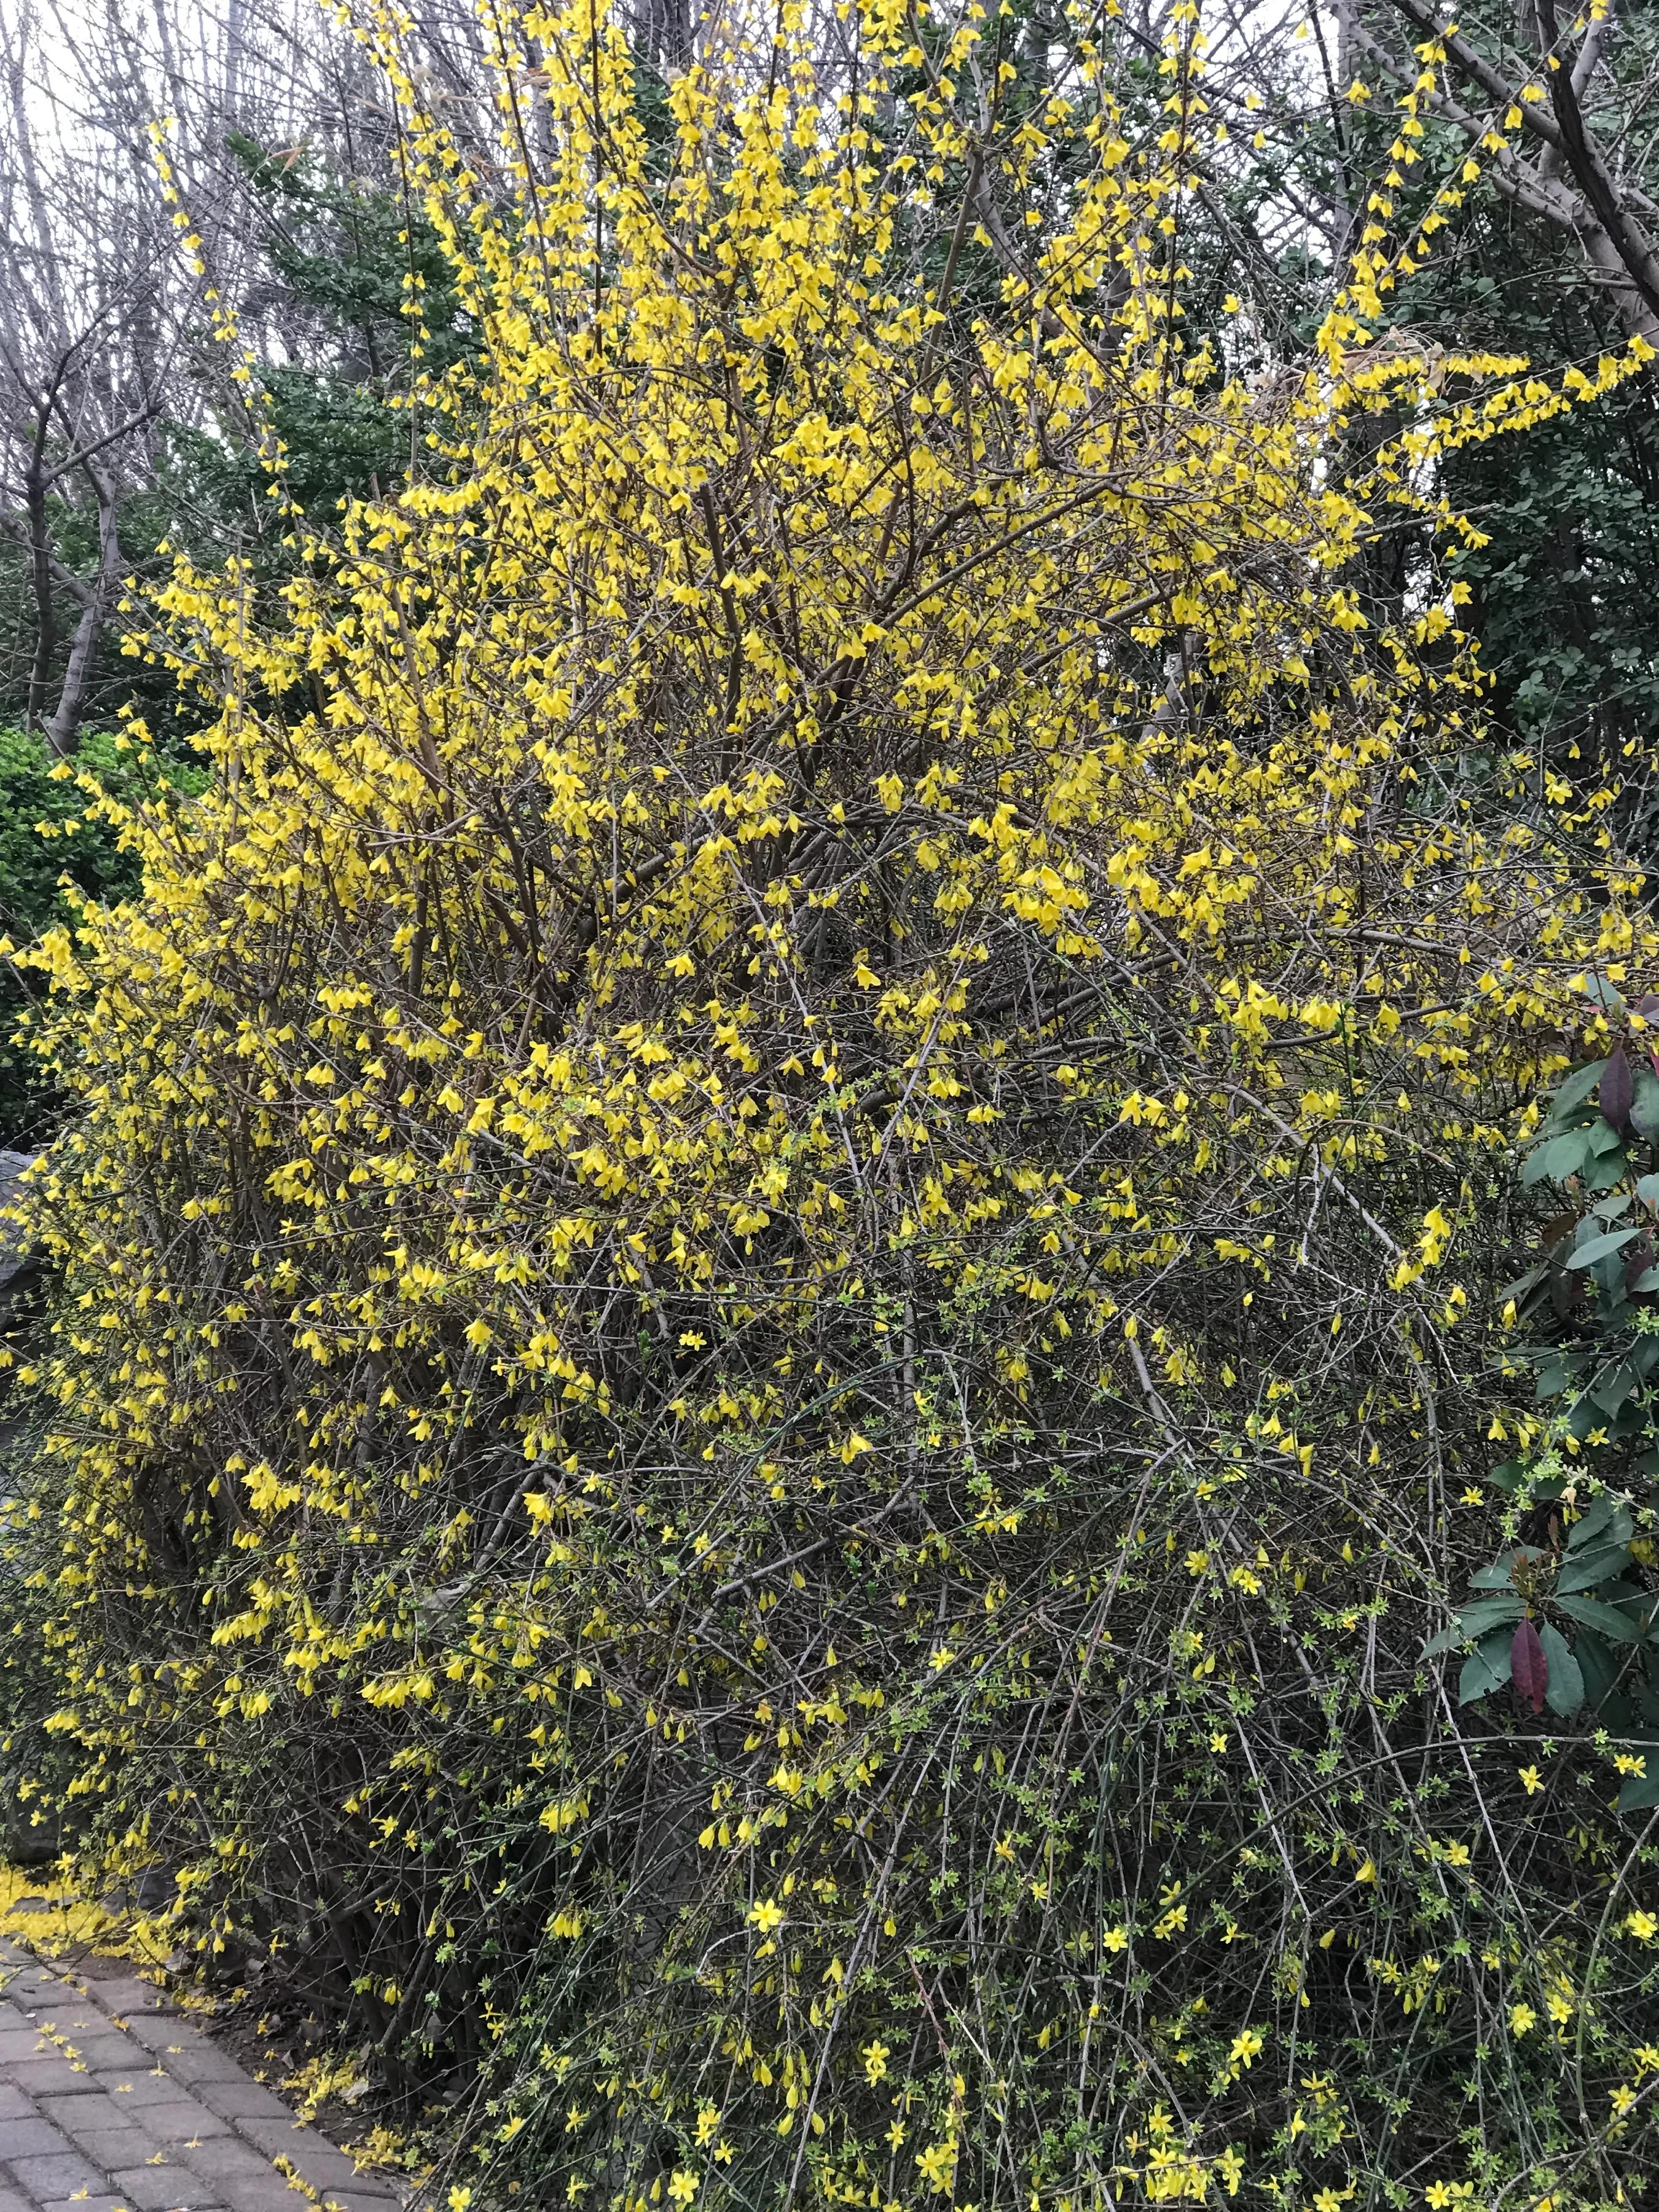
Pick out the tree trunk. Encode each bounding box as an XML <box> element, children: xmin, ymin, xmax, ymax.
<box><xmin>23</xmin><ymin>447</ymin><xmax>56</xmax><ymax>738</ymax></box>
<box><xmin>43</xmin><ymin>459</ymin><xmax>122</xmax><ymax>760</ymax></box>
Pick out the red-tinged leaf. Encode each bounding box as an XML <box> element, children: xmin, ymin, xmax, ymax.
<box><xmin>1639</xmin><ymin>993</ymin><xmax>1659</xmax><ymax>1020</ymax></box>
<box><xmin>1602</xmin><ymin>1047</ymin><xmax>1634</xmax><ymax>1133</ymax></box>
<box><xmin>1512</xmin><ymin>1617</ymin><xmax>1548</xmax><ymax>1717</ymax></box>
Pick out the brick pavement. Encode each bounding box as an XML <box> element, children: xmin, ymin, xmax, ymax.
<box><xmin>0</xmin><ymin>1939</ymin><xmax>403</xmax><ymax>2212</ymax></box>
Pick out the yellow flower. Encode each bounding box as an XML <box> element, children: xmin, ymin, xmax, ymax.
<box><xmin>667</xmin><ymin>2173</ymin><xmax>699</xmax><ymax>2205</ymax></box>
<box><xmin>1510</xmin><ymin>2003</ymin><xmax>1536</xmax><ymax>2036</ymax></box>
<box><xmin>861</xmin><ymin>2040</ymin><xmax>890</xmax><ymax>2084</ymax></box>
<box><xmin>916</xmin><ymin>2141</ymin><xmax>958</xmax><ymax>2193</ymax></box>
<box><xmin>748</xmin><ymin>1897</ymin><xmax>784</xmax><ymax>1934</ymax></box>
<box><xmin>1228</xmin><ymin>2029</ymin><xmax>1263</xmax><ymax>2068</ymax></box>
<box><xmin>1518</xmin><ymin>1765</ymin><xmax>1542</xmax><ymax>1795</ymax></box>
<box><xmin>1625</xmin><ymin>1910</ymin><xmax>1658</xmax><ymax>1941</ymax></box>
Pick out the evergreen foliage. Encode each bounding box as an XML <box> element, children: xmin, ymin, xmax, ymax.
<box><xmin>0</xmin><ymin>728</ymin><xmax>205</xmax><ymax>1139</ymax></box>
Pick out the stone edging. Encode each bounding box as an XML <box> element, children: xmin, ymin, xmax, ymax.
<box><xmin>0</xmin><ymin>1936</ymin><xmax>408</xmax><ymax>2212</ymax></box>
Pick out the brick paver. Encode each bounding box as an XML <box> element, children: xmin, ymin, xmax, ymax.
<box><xmin>0</xmin><ymin>1941</ymin><xmax>402</xmax><ymax>2212</ymax></box>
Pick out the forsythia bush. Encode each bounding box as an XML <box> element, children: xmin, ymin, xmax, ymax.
<box><xmin>9</xmin><ymin>1</ymin><xmax>1659</xmax><ymax>2203</ymax></box>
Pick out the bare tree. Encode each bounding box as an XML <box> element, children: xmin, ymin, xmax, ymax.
<box><xmin>0</xmin><ymin>0</ymin><xmax>503</xmax><ymax>752</ymax></box>
<box><xmin>0</xmin><ymin>3</ymin><xmax>175</xmax><ymax>751</ymax></box>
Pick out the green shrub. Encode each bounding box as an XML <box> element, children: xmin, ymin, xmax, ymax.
<box><xmin>0</xmin><ymin>728</ymin><xmax>206</xmax><ymax>1143</ymax></box>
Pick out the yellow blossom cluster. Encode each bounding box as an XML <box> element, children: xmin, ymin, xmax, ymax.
<box><xmin>6</xmin><ymin>0</ymin><xmax>1659</xmax><ymax>2205</ymax></box>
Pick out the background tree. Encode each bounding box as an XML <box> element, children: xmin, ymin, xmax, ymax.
<box><xmin>0</xmin><ymin>1</ymin><xmax>173</xmax><ymax>755</ymax></box>
<box><xmin>0</xmin><ymin>0</ymin><xmax>482</xmax><ymax>753</ymax></box>
<box><xmin>1163</xmin><ymin>0</ymin><xmax>1659</xmax><ymax>811</ymax></box>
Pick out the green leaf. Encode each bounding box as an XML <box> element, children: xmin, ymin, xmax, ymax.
<box><xmin>1423</xmin><ymin>1593</ymin><xmax>1523</xmax><ymax>1659</ymax></box>
<box><xmin>1556</xmin><ymin>1543</ymin><xmax>1631</xmax><ymax>1594</ymax></box>
<box><xmin>1577</xmin><ymin>1628</ymin><xmax>1623</xmax><ymax>1717</ymax></box>
<box><xmin>1585</xmin><ymin>1148</ymin><xmax>1630</xmax><ymax>1193</ymax></box>
<box><xmin>1459</xmin><ymin>1629</ymin><xmax>1514</xmax><ymax>1704</ymax></box>
<box><xmin>1550</xmin><ymin>1059</ymin><xmax>1610</xmax><ymax>1121</ymax></box>
<box><xmin>1556</xmin><ymin>1593</ymin><xmax>1643</xmax><ymax>1643</ymax></box>
<box><xmin>1634</xmin><ymin>1072</ymin><xmax>1659</xmax><ymax>1143</ymax></box>
<box><xmin>1599</xmin><ymin>1581</ymin><xmax>1649</xmax><ymax>1609</ymax></box>
<box><xmin>1537</xmin><ymin>1357</ymin><xmax>1577</xmax><ymax>1398</ymax></box>
<box><xmin>1481</xmin><ymin>1461</ymin><xmax>1566</xmax><ymax>1500</ymax></box>
<box><xmin>1567</xmin><ymin>1496</ymin><xmax>1633</xmax><ymax>1551</ymax></box>
<box><xmin>1471</xmin><ymin>1546</ymin><xmax>1546</xmax><ymax>1590</ymax></box>
<box><xmin>1618</xmin><ymin>1765</ymin><xmax>1659</xmax><ymax>1812</ymax></box>
<box><xmin>1567</xmin><ymin>1394</ymin><xmax>1607</xmax><ymax>1440</ymax></box>
<box><xmin>1469</xmin><ymin>1562</ymin><xmax>1516</xmax><ymax>1590</ymax></box>
<box><xmin>1591</xmin><ymin>1365</ymin><xmax>1641</xmax><ymax>1414</ymax></box>
<box><xmin>1540</xmin><ymin>1623</ymin><xmax>1583</xmax><ymax>1717</ymax></box>
<box><xmin>1540</xmin><ymin>1130</ymin><xmax>1593</xmax><ymax>1183</ymax></box>
<box><xmin>1565</xmin><ymin>1227</ymin><xmax>1642</xmax><ymax>1268</ymax></box>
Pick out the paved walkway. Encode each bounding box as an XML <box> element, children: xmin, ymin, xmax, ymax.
<box><xmin>0</xmin><ymin>1939</ymin><xmax>402</xmax><ymax>2212</ymax></box>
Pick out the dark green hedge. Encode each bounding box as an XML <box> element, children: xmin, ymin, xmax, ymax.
<box><xmin>0</xmin><ymin>728</ymin><xmax>208</xmax><ymax>1144</ymax></box>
